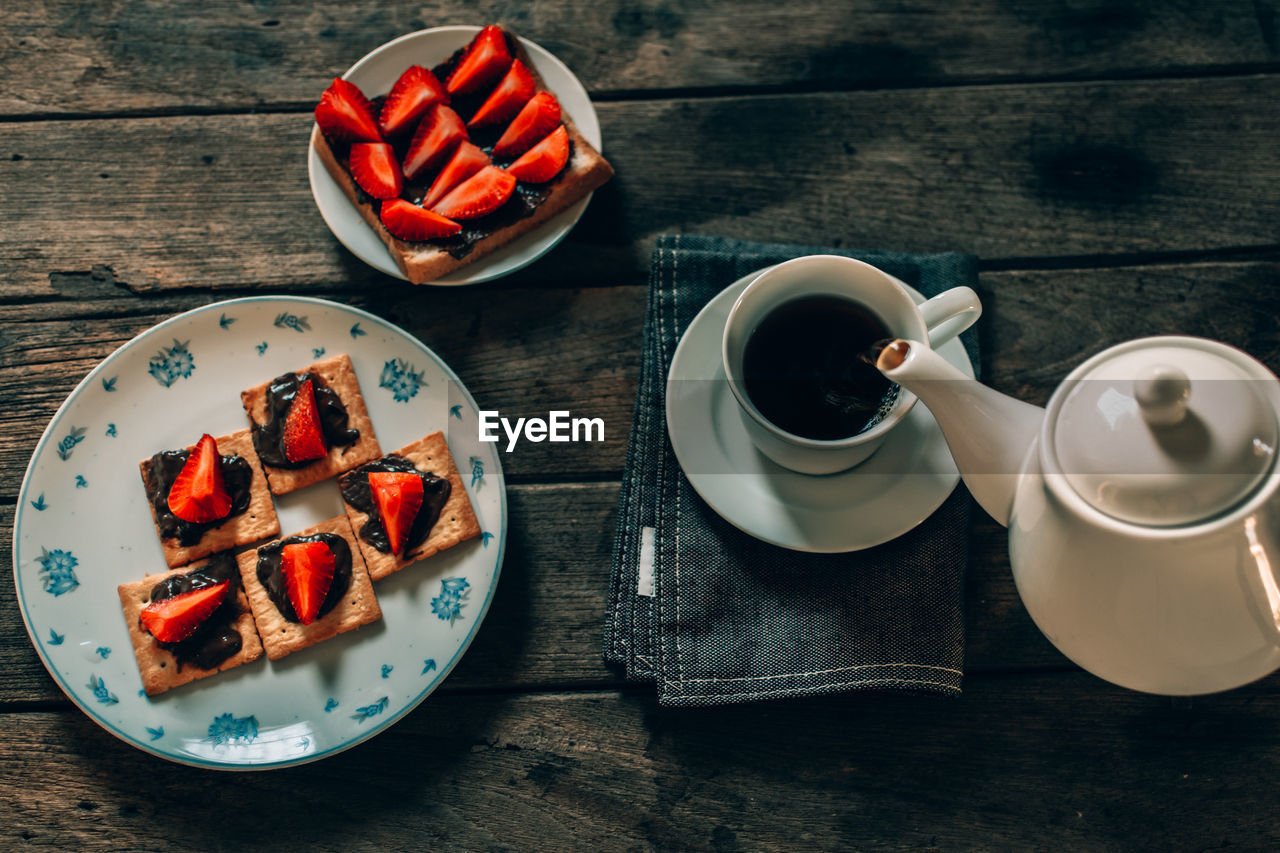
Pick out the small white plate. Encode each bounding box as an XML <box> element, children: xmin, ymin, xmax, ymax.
<box><xmin>665</xmin><ymin>268</ymin><xmax>975</xmax><ymax>553</ymax></box>
<box><xmin>307</xmin><ymin>25</ymin><xmax>603</xmax><ymax>286</ymax></box>
<box><xmin>12</xmin><ymin>296</ymin><xmax>506</xmax><ymax>769</ymax></box>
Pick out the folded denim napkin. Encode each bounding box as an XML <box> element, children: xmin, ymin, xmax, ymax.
<box><xmin>604</xmin><ymin>235</ymin><xmax>980</xmax><ymax>706</ymax></box>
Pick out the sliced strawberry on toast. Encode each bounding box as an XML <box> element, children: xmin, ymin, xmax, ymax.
<box><xmin>379</xmin><ymin>65</ymin><xmax>448</xmax><ymax>138</ymax></box>
<box><xmin>281</xmin><ymin>540</ymin><xmax>335</xmax><ymax>625</ymax></box>
<box><xmin>368</xmin><ymin>471</ymin><xmax>425</xmax><ymax>555</ymax></box>
<box><xmin>167</xmin><ymin>433</ymin><xmax>233</xmax><ymax>523</ymax></box>
<box><xmin>422</xmin><ymin>141</ymin><xmax>491</xmax><ymax>208</ymax></box>
<box><xmin>402</xmin><ymin>102</ymin><xmax>467</xmax><ymax>181</ymax></box>
<box><xmin>507</xmin><ymin>125</ymin><xmax>570</xmax><ymax>183</ymax></box>
<box><xmin>492</xmin><ymin>91</ymin><xmax>561</xmax><ymax>160</ymax></box>
<box><xmin>282</xmin><ymin>379</ymin><xmax>328</xmax><ymax>464</ymax></box>
<box><xmin>380</xmin><ymin>199</ymin><xmax>462</xmax><ymax>241</ymax></box>
<box><xmin>315</xmin><ymin>78</ymin><xmax>382</xmax><ymax>144</ymax></box>
<box><xmin>349</xmin><ymin>142</ymin><xmax>404</xmax><ymax>200</ymax></box>
<box><xmin>467</xmin><ymin>59</ymin><xmax>535</xmax><ymax>130</ymax></box>
<box><xmin>447</xmin><ymin>25</ymin><xmax>513</xmax><ymax>96</ymax></box>
<box><xmin>141</xmin><ymin>580</ymin><xmax>230</xmax><ymax>643</ymax></box>
<box><xmin>431</xmin><ymin>165</ymin><xmax>516</xmax><ymax>220</ymax></box>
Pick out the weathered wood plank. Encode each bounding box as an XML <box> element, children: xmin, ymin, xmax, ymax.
<box><xmin>3</xmin><ymin>76</ymin><xmax>1278</xmax><ymax>300</ymax></box>
<box><xmin>3</xmin><ymin>673</ymin><xmax>1280</xmax><ymax>850</ymax></box>
<box><xmin>3</xmin><ymin>260</ymin><xmax>1279</xmax><ymax>702</ymax></box>
<box><xmin>2</xmin><ymin>1</ymin><xmax>1275</xmax><ymax>116</ymax></box>
<box><xmin>0</xmin><ymin>480</ymin><xmax>1058</xmax><ymax>705</ymax></box>
<box><xmin>4</xmin><ymin>261</ymin><xmax>1278</xmax><ymax>488</ymax></box>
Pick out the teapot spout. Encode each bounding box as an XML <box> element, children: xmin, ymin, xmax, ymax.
<box><xmin>876</xmin><ymin>340</ymin><xmax>1044</xmax><ymax>527</ymax></box>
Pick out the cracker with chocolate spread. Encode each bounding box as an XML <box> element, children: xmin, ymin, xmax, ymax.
<box><xmin>118</xmin><ymin>554</ymin><xmax>264</xmax><ymax>696</ymax></box>
<box><xmin>139</xmin><ymin>428</ymin><xmax>280</xmax><ymax>568</ymax></box>
<box><xmin>337</xmin><ymin>431</ymin><xmax>482</xmax><ymax>581</ymax></box>
<box><xmin>235</xmin><ymin>514</ymin><xmax>382</xmax><ymax>661</ymax></box>
<box><xmin>240</xmin><ymin>353</ymin><xmax>382</xmax><ymax>495</ymax></box>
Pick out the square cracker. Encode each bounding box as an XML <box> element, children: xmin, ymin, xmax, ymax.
<box><xmin>139</xmin><ymin>428</ymin><xmax>280</xmax><ymax>568</ymax></box>
<box><xmin>339</xmin><ymin>431</ymin><xmax>482</xmax><ymax>581</ymax></box>
<box><xmin>235</xmin><ymin>514</ymin><xmax>382</xmax><ymax>661</ymax></box>
<box><xmin>240</xmin><ymin>353</ymin><xmax>382</xmax><ymax>495</ymax></box>
<box><xmin>117</xmin><ymin>556</ymin><xmax>264</xmax><ymax>697</ymax></box>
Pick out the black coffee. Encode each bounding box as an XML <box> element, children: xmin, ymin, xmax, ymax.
<box><xmin>742</xmin><ymin>294</ymin><xmax>896</xmax><ymax>441</ymax></box>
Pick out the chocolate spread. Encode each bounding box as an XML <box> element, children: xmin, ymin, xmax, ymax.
<box><xmin>251</xmin><ymin>371</ymin><xmax>359</xmax><ymax>469</ymax></box>
<box><xmin>254</xmin><ymin>532</ymin><xmax>352</xmax><ymax>623</ymax></box>
<box><xmin>145</xmin><ymin>553</ymin><xmax>244</xmax><ymax>670</ymax></box>
<box><xmin>143</xmin><ymin>450</ymin><xmax>252</xmax><ymax>546</ymax></box>
<box><xmin>338</xmin><ymin>454</ymin><xmax>451</xmax><ymax>554</ymax></box>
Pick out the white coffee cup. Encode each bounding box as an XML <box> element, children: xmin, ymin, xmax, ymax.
<box><xmin>721</xmin><ymin>255</ymin><xmax>981</xmax><ymax>474</ymax></box>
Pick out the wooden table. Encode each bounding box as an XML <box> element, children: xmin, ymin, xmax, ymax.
<box><xmin>3</xmin><ymin>2</ymin><xmax>1279</xmax><ymax>849</ymax></box>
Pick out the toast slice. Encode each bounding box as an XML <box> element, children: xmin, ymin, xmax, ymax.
<box><xmin>313</xmin><ymin>26</ymin><xmax>613</xmax><ymax>284</ymax></box>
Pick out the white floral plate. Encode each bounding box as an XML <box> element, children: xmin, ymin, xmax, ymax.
<box><xmin>12</xmin><ymin>296</ymin><xmax>506</xmax><ymax>769</ymax></box>
<box><xmin>308</xmin><ymin>25</ymin><xmax>604</xmax><ymax>285</ymax></box>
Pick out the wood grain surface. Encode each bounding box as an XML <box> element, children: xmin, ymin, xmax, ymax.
<box><xmin>3</xmin><ymin>0</ymin><xmax>1280</xmax><ymax>848</ymax></box>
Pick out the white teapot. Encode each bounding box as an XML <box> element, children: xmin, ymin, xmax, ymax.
<box><xmin>877</xmin><ymin>335</ymin><xmax>1280</xmax><ymax>695</ymax></box>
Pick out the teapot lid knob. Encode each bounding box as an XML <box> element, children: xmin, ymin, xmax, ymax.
<box><xmin>1134</xmin><ymin>364</ymin><xmax>1190</xmax><ymax>427</ymax></box>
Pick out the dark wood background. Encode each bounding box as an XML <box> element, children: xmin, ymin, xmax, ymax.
<box><xmin>3</xmin><ymin>1</ymin><xmax>1279</xmax><ymax>849</ymax></box>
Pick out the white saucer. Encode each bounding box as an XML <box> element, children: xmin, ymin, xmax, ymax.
<box><xmin>665</xmin><ymin>268</ymin><xmax>975</xmax><ymax>553</ymax></box>
<box><xmin>307</xmin><ymin>26</ymin><xmax>602</xmax><ymax>286</ymax></box>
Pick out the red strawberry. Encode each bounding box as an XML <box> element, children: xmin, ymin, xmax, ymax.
<box><xmin>507</xmin><ymin>124</ymin><xmax>569</xmax><ymax>183</ymax></box>
<box><xmin>447</xmin><ymin>25</ymin><xmax>512</xmax><ymax>96</ymax></box>
<box><xmin>380</xmin><ymin>198</ymin><xmax>462</xmax><ymax>241</ymax></box>
<box><xmin>368</xmin><ymin>472</ymin><xmax>425</xmax><ymax>555</ymax></box>
<box><xmin>281</xmin><ymin>541</ymin><xmax>334</xmax><ymax>625</ymax></box>
<box><xmin>167</xmin><ymin>433</ymin><xmax>232</xmax><ymax>523</ymax></box>
<box><xmin>422</xmin><ymin>141</ymin><xmax>491</xmax><ymax>208</ymax></box>
<box><xmin>401</xmin><ymin>103</ymin><xmax>467</xmax><ymax>181</ymax></box>
<box><xmin>349</xmin><ymin>142</ymin><xmax>403</xmax><ymax>200</ymax></box>
<box><xmin>141</xmin><ymin>580</ymin><xmax>230</xmax><ymax>643</ymax></box>
<box><xmin>378</xmin><ymin>65</ymin><xmax>448</xmax><ymax>138</ymax></box>
<box><xmin>467</xmin><ymin>59</ymin><xmax>535</xmax><ymax>129</ymax></box>
<box><xmin>492</xmin><ymin>91</ymin><xmax>561</xmax><ymax>160</ymax></box>
<box><xmin>282</xmin><ymin>379</ymin><xmax>327</xmax><ymax>464</ymax></box>
<box><xmin>431</xmin><ymin>165</ymin><xmax>516</xmax><ymax>220</ymax></box>
<box><xmin>315</xmin><ymin>78</ymin><xmax>382</xmax><ymax>144</ymax></box>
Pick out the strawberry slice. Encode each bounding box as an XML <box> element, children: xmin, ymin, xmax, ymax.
<box><xmin>447</xmin><ymin>25</ymin><xmax>513</xmax><ymax>96</ymax></box>
<box><xmin>141</xmin><ymin>580</ymin><xmax>230</xmax><ymax>643</ymax></box>
<box><xmin>315</xmin><ymin>78</ymin><xmax>382</xmax><ymax>144</ymax></box>
<box><xmin>281</xmin><ymin>541</ymin><xmax>335</xmax><ymax>625</ymax></box>
<box><xmin>167</xmin><ymin>433</ymin><xmax>233</xmax><ymax>523</ymax></box>
<box><xmin>422</xmin><ymin>141</ymin><xmax>491</xmax><ymax>208</ymax></box>
<box><xmin>380</xmin><ymin>198</ymin><xmax>462</xmax><ymax>241</ymax></box>
<box><xmin>431</xmin><ymin>165</ymin><xmax>516</xmax><ymax>220</ymax></box>
<box><xmin>401</xmin><ymin>103</ymin><xmax>467</xmax><ymax>181</ymax></box>
<box><xmin>349</xmin><ymin>142</ymin><xmax>403</xmax><ymax>200</ymax></box>
<box><xmin>282</xmin><ymin>379</ymin><xmax>328</xmax><ymax>464</ymax></box>
<box><xmin>378</xmin><ymin>65</ymin><xmax>448</xmax><ymax>138</ymax></box>
<box><xmin>467</xmin><ymin>59</ymin><xmax>535</xmax><ymax>129</ymax></box>
<box><xmin>507</xmin><ymin>125</ymin><xmax>570</xmax><ymax>183</ymax></box>
<box><xmin>492</xmin><ymin>91</ymin><xmax>561</xmax><ymax>160</ymax></box>
<box><xmin>368</xmin><ymin>472</ymin><xmax>425</xmax><ymax>555</ymax></box>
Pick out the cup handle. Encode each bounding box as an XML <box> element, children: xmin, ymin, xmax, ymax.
<box><xmin>919</xmin><ymin>286</ymin><xmax>982</xmax><ymax>349</ymax></box>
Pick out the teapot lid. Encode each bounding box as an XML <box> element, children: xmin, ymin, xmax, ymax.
<box><xmin>1051</xmin><ymin>337</ymin><xmax>1277</xmax><ymax>526</ymax></box>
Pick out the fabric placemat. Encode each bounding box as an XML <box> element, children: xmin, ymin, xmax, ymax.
<box><xmin>604</xmin><ymin>235</ymin><xmax>980</xmax><ymax>706</ymax></box>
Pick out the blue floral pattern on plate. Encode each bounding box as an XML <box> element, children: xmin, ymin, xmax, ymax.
<box><xmin>379</xmin><ymin>358</ymin><xmax>427</xmax><ymax>402</ymax></box>
<box><xmin>431</xmin><ymin>577</ymin><xmax>471</xmax><ymax>624</ymax></box>
<box><xmin>88</xmin><ymin>675</ymin><xmax>118</xmax><ymax>705</ymax></box>
<box><xmin>148</xmin><ymin>339</ymin><xmax>195</xmax><ymax>387</ymax></box>
<box><xmin>37</xmin><ymin>548</ymin><xmax>79</xmax><ymax>596</ymax></box>
<box><xmin>207</xmin><ymin>714</ymin><xmax>258</xmax><ymax>746</ymax></box>
<box><xmin>275</xmin><ymin>312</ymin><xmax>311</xmax><ymax>333</ymax></box>
<box><xmin>351</xmin><ymin>697</ymin><xmax>388</xmax><ymax>722</ymax></box>
<box><xmin>56</xmin><ymin>426</ymin><xmax>86</xmax><ymax>461</ymax></box>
